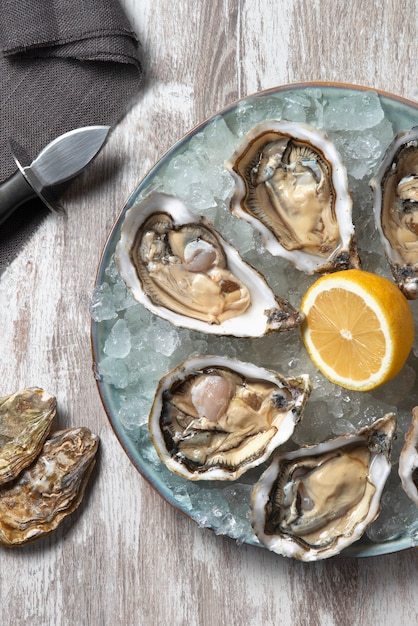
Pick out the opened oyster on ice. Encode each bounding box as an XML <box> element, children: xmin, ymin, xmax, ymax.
<box><xmin>251</xmin><ymin>413</ymin><xmax>396</xmax><ymax>560</ymax></box>
<box><xmin>225</xmin><ymin>120</ymin><xmax>360</xmax><ymax>274</ymax></box>
<box><xmin>148</xmin><ymin>355</ymin><xmax>311</xmax><ymax>481</ymax></box>
<box><xmin>115</xmin><ymin>192</ymin><xmax>303</xmax><ymax>336</ymax></box>
<box><xmin>398</xmin><ymin>406</ymin><xmax>418</xmax><ymax>505</ymax></box>
<box><xmin>370</xmin><ymin>126</ymin><xmax>418</xmax><ymax>299</ymax></box>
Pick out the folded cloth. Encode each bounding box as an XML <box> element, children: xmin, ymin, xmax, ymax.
<box><xmin>0</xmin><ymin>0</ymin><xmax>142</xmax><ymax>271</ymax></box>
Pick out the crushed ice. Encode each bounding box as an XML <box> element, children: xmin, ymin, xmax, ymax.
<box><xmin>91</xmin><ymin>88</ymin><xmax>418</xmax><ymax>550</ymax></box>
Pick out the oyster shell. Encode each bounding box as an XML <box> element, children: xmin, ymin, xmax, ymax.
<box><xmin>115</xmin><ymin>192</ymin><xmax>303</xmax><ymax>336</ymax></box>
<box><xmin>0</xmin><ymin>427</ymin><xmax>98</xmax><ymax>546</ymax></box>
<box><xmin>398</xmin><ymin>406</ymin><xmax>418</xmax><ymax>505</ymax></box>
<box><xmin>370</xmin><ymin>127</ymin><xmax>418</xmax><ymax>299</ymax></box>
<box><xmin>148</xmin><ymin>355</ymin><xmax>311</xmax><ymax>481</ymax></box>
<box><xmin>0</xmin><ymin>388</ymin><xmax>56</xmax><ymax>486</ymax></box>
<box><xmin>251</xmin><ymin>413</ymin><xmax>396</xmax><ymax>560</ymax></box>
<box><xmin>225</xmin><ymin>120</ymin><xmax>360</xmax><ymax>274</ymax></box>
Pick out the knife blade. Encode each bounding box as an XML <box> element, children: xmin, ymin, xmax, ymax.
<box><xmin>0</xmin><ymin>126</ymin><xmax>110</xmax><ymax>226</ymax></box>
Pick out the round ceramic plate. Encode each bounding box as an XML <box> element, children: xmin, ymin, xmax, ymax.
<box><xmin>91</xmin><ymin>83</ymin><xmax>418</xmax><ymax>558</ymax></box>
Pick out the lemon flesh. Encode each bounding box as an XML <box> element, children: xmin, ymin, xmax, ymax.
<box><xmin>300</xmin><ymin>270</ymin><xmax>415</xmax><ymax>391</ymax></box>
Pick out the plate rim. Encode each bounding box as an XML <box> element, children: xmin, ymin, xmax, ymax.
<box><xmin>91</xmin><ymin>81</ymin><xmax>418</xmax><ymax>559</ymax></box>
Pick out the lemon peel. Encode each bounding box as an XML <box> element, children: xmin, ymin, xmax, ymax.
<box><xmin>300</xmin><ymin>269</ymin><xmax>415</xmax><ymax>391</ymax></box>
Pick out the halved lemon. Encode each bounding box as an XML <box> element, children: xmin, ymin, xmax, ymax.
<box><xmin>300</xmin><ymin>269</ymin><xmax>415</xmax><ymax>391</ymax></box>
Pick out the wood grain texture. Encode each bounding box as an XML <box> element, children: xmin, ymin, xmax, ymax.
<box><xmin>1</xmin><ymin>1</ymin><xmax>418</xmax><ymax>624</ymax></box>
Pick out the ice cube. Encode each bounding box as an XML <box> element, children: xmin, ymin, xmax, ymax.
<box><xmin>124</xmin><ymin>303</ymin><xmax>152</xmax><ymax>338</ymax></box>
<box><xmin>330</xmin><ymin>118</ymin><xmax>393</xmax><ymax>181</ymax></box>
<box><xmin>90</xmin><ymin>282</ymin><xmax>118</xmax><ymax>322</ymax></box>
<box><xmin>231</xmin><ymin>96</ymin><xmax>284</xmax><ymax>137</ymax></box>
<box><xmin>323</xmin><ymin>90</ymin><xmax>384</xmax><ymax>131</ymax></box>
<box><xmin>117</xmin><ymin>393</ymin><xmax>151</xmax><ymax>430</ymax></box>
<box><xmin>152</xmin><ymin>322</ymin><xmax>180</xmax><ymax>357</ymax></box>
<box><xmin>104</xmin><ymin>319</ymin><xmax>131</xmax><ymax>359</ymax></box>
<box><xmin>191</xmin><ymin>115</ymin><xmax>238</xmax><ymax>163</ymax></box>
<box><xmin>281</xmin><ymin>95</ymin><xmax>308</xmax><ymax>123</ymax></box>
<box><xmin>98</xmin><ymin>355</ymin><xmax>130</xmax><ymax>389</ymax></box>
<box><xmin>162</xmin><ymin>151</ymin><xmax>204</xmax><ymax>200</ymax></box>
<box><xmin>366</xmin><ymin>478</ymin><xmax>418</xmax><ymax>543</ymax></box>
<box><xmin>173</xmin><ymin>486</ymin><xmax>193</xmax><ymax>510</ymax></box>
<box><xmin>187</xmin><ymin>182</ymin><xmax>217</xmax><ymax>211</ymax></box>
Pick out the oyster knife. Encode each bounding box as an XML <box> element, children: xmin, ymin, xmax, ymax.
<box><xmin>0</xmin><ymin>126</ymin><xmax>110</xmax><ymax>226</ymax></box>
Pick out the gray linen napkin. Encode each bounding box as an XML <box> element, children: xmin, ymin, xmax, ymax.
<box><xmin>0</xmin><ymin>0</ymin><xmax>142</xmax><ymax>271</ymax></box>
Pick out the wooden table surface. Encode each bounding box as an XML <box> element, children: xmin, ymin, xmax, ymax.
<box><xmin>2</xmin><ymin>1</ymin><xmax>418</xmax><ymax>624</ymax></box>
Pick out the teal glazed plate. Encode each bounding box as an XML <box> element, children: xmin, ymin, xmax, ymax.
<box><xmin>92</xmin><ymin>83</ymin><xmax>418</xmax><ymax>559</ymax></box>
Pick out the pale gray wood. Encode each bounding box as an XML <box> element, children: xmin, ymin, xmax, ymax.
<box><xmin>1</xmin><ymin>1</ymin><xmax>418</xmax><ymax>625</ymax></box>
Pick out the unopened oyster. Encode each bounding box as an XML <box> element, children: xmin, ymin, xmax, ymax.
<box><xmin>225</xmin><ymin>120</ymin><xmax>360</xmax><ymax>274</ymax></box>
<box><xmin>370</xmin><ymin>126</ymin><xmax>418</xmax><ymax>298</ymax></box>
<box><xmin>0</xmin><ymin>388</ymin><xmax>56</xmax><ymax>486</ymax></box>
<box><xmin>251</xmin><ymin>413</ymin><xmax>396</xmax><ymax>560</ymax></box>
<box><xmin>115</xmin><ymin>192</ymin><xmax>303</xmax><ymax>336</ymax></box>
<box><xmin>398</xmin><ymin>406</ymin><xmax>418</xmax><ymax>505</ymax></box>
<box><xmin>149</xmin><ymin>355</ymin><xmax>311</xmax><ymax>481</ymax></box>
<box><xmin>0</xmin><ymin>427</ymin><xmax>98</xmax><ymax>546</ymax></box>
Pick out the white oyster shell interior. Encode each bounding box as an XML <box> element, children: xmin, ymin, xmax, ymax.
<box><xmin>370</xmin><ymin>126</ymin><xmax>418</xmax><ymax>299</ymax></box>
<box><xmin>148</xmin><ymin>355</ymin><xmax>311</xmax><ymax>481</ymax></box>
<box><xmin>115</xmin><ymin>192</ymin><xmax>302</xmax><ymax>336</ymax></box>
<box><xmin>251</xmin><ymin>413</ymin><xmax>396</xmax><ymax>561</ymax></box>
<box><xmin>398</xmin><ymin>406</ymin><xmax>418</xmax><ymax>505</ymax></box>
<box><xmin>225</xmin><ymin>120</ymin><xmax>359</xmax><ymax>274</ymax></box>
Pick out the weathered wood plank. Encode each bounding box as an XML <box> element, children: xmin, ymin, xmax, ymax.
<box><xmin>1</xmin><ymin>1</ymin><xmax>418</xmax><ymax>625</ymax></box>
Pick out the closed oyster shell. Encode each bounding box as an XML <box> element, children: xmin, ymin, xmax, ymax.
<box><xmin>370</xmin><ymin>126</ymin><xmax>418</xmax><ymax>299</ymax></box>
<box><xmin>0</xmin><ymin>388</ymin><xmax>56</xmax><ymax>486</ymax></box>
<box><xmin>149</xmin><ymin>355</ymin><xmax>311</xmax><ymax>481</ymax></box>
<box><xmin>115</xmin><ymin>192</ymin><xmax>303</xmax><ymax>336</ymax></box>
<box><xmin>251</xmin><ymin>413</ymin><xmax>396</xmax><ymax>560</ymax></box>
<box><xmin>0</xmin><ymin>427</ymin><xmax>98</xmax><ymax>546</ymax></box>
<box><xmin>225</xmin><ymin>120</ymin><xmax>360</xmax><ymax>274</ymax></box>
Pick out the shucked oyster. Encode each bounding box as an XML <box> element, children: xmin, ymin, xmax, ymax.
<box><xmin>225</xmin><ymin>120</ymin><xmax>360</xmax><ymax>274</ymax></box>
<box><xmin>0</xmin><ymin>427</ymin><xmax>98</xmax><ymax>546</ymax></box>
<box><xmin>115</xmin><ymin>192</ymin><xmax>303</xmax><ymax>336</ymax></box>
<box><xmin>0</xmin><ymin>388</ymin><xmax>56</xmax><ymax>486</ymax></box>
<box><xmin>370</xmin><ymin>126</ymin><xmax>418</xmax><ymax>299</ymax></box>
<box><xmin>251</xmin><ymin>413</ymin><xmax>396</xmax><ymax>560</ymax></box>
<box><xmin>398</xmin><ymin>406</ymin><xmax>418</xmax><ymax>505</ymax></box>
<box><xmin>149</xmin><ymin>355</ymin><xmax>311</xmax><ymax>481</ymax></box>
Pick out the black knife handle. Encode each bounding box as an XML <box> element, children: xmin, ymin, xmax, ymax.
<box><xmin>0</xmin><ymin>170</ymin><xmax>37</xmax><ymax>226</ymax></box>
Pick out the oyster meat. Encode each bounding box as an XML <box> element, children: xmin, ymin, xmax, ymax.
<box><xmin>225</xmin><ymin>120</ymin><xmax>360</xmax><ymax>274</ymax></box>
<box><xmin>0</xmin><ymin>427</ymin><xmax>98</xmax><ymax>546</ymax></box>
<box><xmin>251</xmin><ymin>413</ymin><xmax>396</xmax><ymax>560</ymax></box>
<box><xmin>398</xmin><ymin>406</ymin><xmax>418</xmax><ymax>505</ymax></box>
<box><xmin>115</xmin><ymin>192</ymin><xmax>303</xmax><ymax>336</ymax></box>
<box><xmin>370</xmin><ymin>126</ymin><xmax>418</xmax><ymax>299</ymax></box>
<box><xmin>0</xmin><ymin>388</ymin><xmax>56</xmax><ymax>486</ymax></box>
<box><xmin>148</xmin><ymin>355</ymin><xmax>311</xmax><ymax>481</ymax></box>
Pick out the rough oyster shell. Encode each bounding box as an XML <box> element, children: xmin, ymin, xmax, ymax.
<box><xmin>398</xmin><ymin>406</ymin><xmax>418</xmax><ymax>505</ymax></box>
<box><xmin>225</xmin><ymin>120</ymin><xmax>360</xmax><ymax>274</ymax></box>
<box><xmin>115</xmin><ymin>191</ymin><xmax>303</xmax><ymax>335</ymax></box>
<box><xmin>148</xmin><ymin>355</ymin><xmax>311</xmax><ymax>481</ymax></box>
<box><xmin>251</xmin><ymin>413</ymin><xmax>396</xmax><ymax>560</ymax></box>
<box><xmin>370</xmin><ymin>126</ymin><xmax>418</xmax><ymax>299</ymax></box>
<box><xmin>0</xmin><ymin>427</ymin><xmax>98</xmax><ymax>546</ymax></box>
<box><xmin>0</xmin><ymin>388</ymin><xmax>56</xmax><ymax>486</ymax></box>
